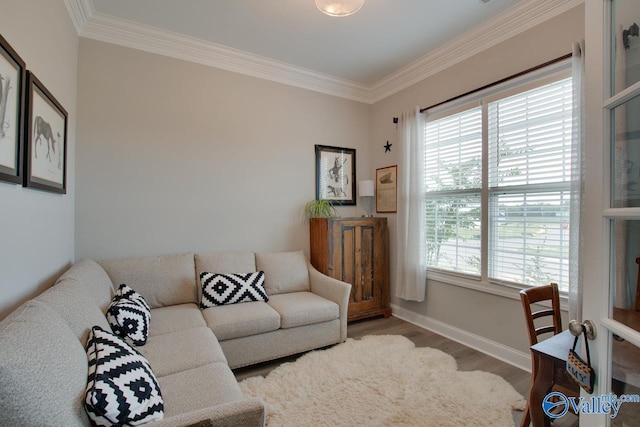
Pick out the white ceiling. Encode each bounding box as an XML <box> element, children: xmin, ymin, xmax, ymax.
<box><xmin>66</xmin><ymin>0</ymin><xmax>582</xmax><ymax>102</ymax></box>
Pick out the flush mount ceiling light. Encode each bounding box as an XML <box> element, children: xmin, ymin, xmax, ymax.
<box><xmin>315</xmin><ymin>0</ymin><xmax>365</xmax><ymax>17</ymax></box>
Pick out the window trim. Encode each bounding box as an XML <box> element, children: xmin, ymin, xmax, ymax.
<box><xmin>422</xmin><ymin>58</ymin><xmax>574</xmax><ymax>295</ymax></box>
<box><xmin>426</xmin><ymin>267</ymin><xmax>570</xmax><ymax>309</ymax></box>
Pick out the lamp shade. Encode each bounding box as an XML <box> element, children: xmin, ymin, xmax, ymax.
<box><xmin>359</xmin><ymin>180</ymin><xmax>375</xmax><ymax>197</ymax></box>
<box><xmin>315</xmin><ymin>0</ymin><xmax>365</xmax><ymax>17</ymax></box>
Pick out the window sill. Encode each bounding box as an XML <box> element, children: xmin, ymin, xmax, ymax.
<box><xmin>425</xmin><ymin>269</ymin><xmax>570</xmax><ymax>312</ymax></box>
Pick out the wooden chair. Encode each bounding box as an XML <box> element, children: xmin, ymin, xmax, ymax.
<box><xmin>519</xmin><ymin>283</ymin><xmax>575</xmax><ymax>427</ymax></box>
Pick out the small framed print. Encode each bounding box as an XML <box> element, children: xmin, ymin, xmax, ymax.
<box><xmin>315</xmin><ymin>145</ymin><xmax>356</xmax><ymax>205</ymax></box>
<box><xmin>376</xmin><ymin>165</ymin><xmax>397</xmax><ymax>213</ymax></box>
<box><xmin>0</xmin><ymin>34</ymin><xmax>26</xmax><ymax>185</ymax></box>
<box><xmin>24</xmin><ymin>71</ymin><xmax>67</xmax><ymax>194</ymax></box>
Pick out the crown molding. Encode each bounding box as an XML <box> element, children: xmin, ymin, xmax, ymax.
<box><xmin>65</xmin><ymin>0</ymin><xmax>584</xmax><ymax>105</ymax></box>
<box><xmin>64</xmin><ymin>0</ymin><xmax>94</xmax><ymax>35</ymax></box>
<box><xmin>78</xmin><ymin>11</ymin><xmax>373</xmax><ymax>103</ymax></box>
<box><xmin>368</xmin><ymin>0</ymin><xmax>584</xmax><ymax>103</ymax></box>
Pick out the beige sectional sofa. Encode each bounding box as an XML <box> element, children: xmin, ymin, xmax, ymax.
<box><xmin>0</xmin><ymin>250</ymin><xmax>351</xmax><ymax>426</ymax></box>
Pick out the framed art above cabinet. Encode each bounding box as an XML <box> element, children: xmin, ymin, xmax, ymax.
<box><xmin>315</xmin><ymin>145</ymin><xmax>356</xmax><ymax>205</ymax></box>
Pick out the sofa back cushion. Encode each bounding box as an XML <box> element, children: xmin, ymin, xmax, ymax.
<box><xmin>99</xmin><ymin>253</ymin><xmax>196</xmax><ymax>309</ymax></box>
<box><xmin>36</xmin><ymin>278</ymin><xmax>111</xmax><ymax>347</ymax></box>
<box><xmin>255</xmin><ymin>251</ymin><xmax>310</xmax><ymax>296</ymax></box>
<box><xmin>55</xmin><ymin>259</ymin><xmax>115</xmax><ymax>313</ymax></box>
<box><xmin>0</xmin><ymin>300</ymin><xmax>90</xmax><ymax>426</ymax></box>
<box><xmin>195</xmin><ymin>251</ymin><xmax>256</xmax><ymax>274</ymax></box>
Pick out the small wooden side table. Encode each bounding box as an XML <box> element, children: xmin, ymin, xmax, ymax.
<box><xmin>529</xmin><ymin>330</ymin><xmax>580</xmax><ymax>427</ymax></box>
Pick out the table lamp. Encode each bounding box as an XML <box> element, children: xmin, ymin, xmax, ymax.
<box><xmin>359</xmin><ymin>180</ymin><xmax>375</xmax><ymax>217</ymax></box>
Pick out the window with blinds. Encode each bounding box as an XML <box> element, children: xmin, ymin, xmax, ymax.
<box><xmin>425</xmin><ymin>107</ymin><xmax>482</xmax><ymax>275</ymax></box>
<box><xmin>424</xmin><ymin>69</ymin><xmax>573</xmax><ymax>291</ymax></box>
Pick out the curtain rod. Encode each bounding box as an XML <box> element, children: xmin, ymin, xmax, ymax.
<box><xmin>418</xmin><ymin>53</ymin><xmax>572</xmax><ymax>114</ymax></box>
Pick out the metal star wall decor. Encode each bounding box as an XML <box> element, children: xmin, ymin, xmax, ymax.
<box><xmin>384</xmin><ymin>141</ymin><xmax>392</xmax><ymax>152</ymax></box>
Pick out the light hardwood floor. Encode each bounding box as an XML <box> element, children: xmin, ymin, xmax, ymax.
<box><xmin>233</xmin><ymin>316</ymin><xmax>580</xmax><ymax>426</ymax></box>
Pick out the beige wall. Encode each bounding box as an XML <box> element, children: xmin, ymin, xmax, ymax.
<box><xmin>371</xmin><ymin>5</ymin><xmax>584</xmax><ymax>355</ymax></box>
<box><xmin>0</xmin><ymin>0</ymin><xmax>78</xmax><ymax>320</ymax></box>
<box><xmin>75</xmin><ymin>39</ymin><xmax>370</xmax><ymax>261</ymax></box>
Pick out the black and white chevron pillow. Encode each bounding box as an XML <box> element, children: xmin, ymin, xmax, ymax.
<box><xmin>200</xmin><ymin>271</ymin><xmax>268</xmax><ymax>308</ymax></box>
<box><xmin>106</xmin><ymin>284</ymin><xmax>150</xmax><ymax>346</ymax></box>
<box><xmin>84</xmin><ymin>326</ymin><xmax>164</xmax><ymax>426</ymax></box>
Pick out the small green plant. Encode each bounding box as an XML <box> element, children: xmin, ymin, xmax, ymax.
<box><xmin>304</xmin><ymin>199</ymin><xmax>339</xmax><ymax>220</ymax></box>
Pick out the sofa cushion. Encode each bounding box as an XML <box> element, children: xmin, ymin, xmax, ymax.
<box><xmin>0</xmin><ymin>300</ymin><xmax>90</xmax><ymax>426</ymax></box>
<box><xmin>202</xmin><ymin>301</ymin><xmax>280</xmax><ymax>341</ymax></box>
<box><xmin>195</xmin><ymin>251</ymin><xmax>256</xmax><ymax>274</ymax></box>
<box><xmin>200</xmin><ymin>271</ymin><xmax>268</xmax><ymax>308</ymax></box>
<box><xmin>99</xmin><ymin>253</ymin><xmax>197</xmax><ymax>308</ymax></box>
<box><xmin>147</xmin><ymin>400</ymin><xmax>265</xmax><ymax>427</ymax></box>
<box><xmin>255</xmin><ymin>250</ymin><xmax>310</xmax><ymax>296</ymax></box>
<box><xmin>35</xmin><ymin>278</ymin><xmax>111</xmax><ymax>346</ymax></box>
<box><xmin>107</xmin><ymin>284</ymin><xmax>151</xmax><ymax>346</ymax></box>
<box><xmin>85</xmin><ymin>326</ymin><xmax>164</xmax><ymax>426</ymax></box>
<box><xmin>267</xmin><ymin>292</ymin><xmax>339</xmax><ymax>329</ymax></box>
<box><xmin>149</xmin><ymin>303</ymin><xmax>206</xmax><ymax>337</ymax></box>
<box><xmin>55</xmin><ymin>259</ymin><xmax>115</xmax><ymax>312</ymax></box>
<box><xmin>158</xmin><ymin>362</ymin><xmax>245</xmax><ymax>419</ymax></box>
<box><xmin>139</xmin><ymin>326</ymin><xmax>227</xmax><ymax>378</ymax></box>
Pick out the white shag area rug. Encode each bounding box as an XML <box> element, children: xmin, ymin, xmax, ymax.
<box><xmin>240</xmin><ymin>335</ymin><xmax>526</xmax><ymax>427</ymax></box>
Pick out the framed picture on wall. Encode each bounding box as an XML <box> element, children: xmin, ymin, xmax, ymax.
<box><xmin>315</xmin><ymin>145</ymin><xmax>356</xmax><ymax>205</ymax></box>
<box><xmin>24</xmin><ymin>71</ymin><xmax>67</xmax><ymax>194</ymax></box>
<box><xmin>376</xmin><ymin>165</ymin><xmax>397</xmax><ymax>213</ymax></box>
<box><xmin>0</xmin><ymin>34</ymin><xmax>26</xmax><ymax>185</ymax></box>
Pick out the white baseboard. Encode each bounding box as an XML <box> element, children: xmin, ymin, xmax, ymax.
<box><xmin>390</xmin><ymin>303</ymin><xmax>532</xmax><ymax>373</ymax></box>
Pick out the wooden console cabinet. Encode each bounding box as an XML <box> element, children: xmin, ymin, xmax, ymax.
<box><xmin>310</xmin><ymin>217</ymin><xmax>391</xmax><ymax>322</ymax></box>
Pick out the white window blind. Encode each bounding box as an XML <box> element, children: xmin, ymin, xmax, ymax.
<box><xmin>424</xmin><ymin>70</ymin><xmax>573</xmax><ymax>291</ymax></box>
<box><xmin>425</xmin><ymin>107</ymin><xmax>482</xmax><ymax>275</ymax></box>
<box><xmin>488</xmin><ymin>78</ymin><xmax>573</xmax><ymax>288</ymax></box>
<box><xmin>425</xmin><ymin>107</ymin><xmax>482</xmax><ymax>192</ymax></box>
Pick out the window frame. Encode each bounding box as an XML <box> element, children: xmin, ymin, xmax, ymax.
<box><xmin>422</xmin><ymin>59</ymin><xmax>573</xmax><ymax>299</ymax></box>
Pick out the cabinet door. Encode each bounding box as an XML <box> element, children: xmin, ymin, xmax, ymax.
<box><xmin>331</xmin><ymin>219</ymin><xmax>385</xmax><ymax>315</ymax></box>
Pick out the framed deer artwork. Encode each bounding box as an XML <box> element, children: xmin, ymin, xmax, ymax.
<box><xmin>315</xmin><ymin>145</ymin><xmax>356</xmax><ymax>205</ymax></box>
<box><xmin>24</xmin><ymin>71</ymin><xmax>67</xmax><ymax>194</ymax></box>
<box><xmin>0</xmin><ymin>34</ymin><xmax>26</xmax><ymax>185</ymax></box>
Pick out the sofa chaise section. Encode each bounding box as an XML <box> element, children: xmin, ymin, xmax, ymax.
<box><xmin>0</xmin><ymin>258</ymin><xmax>265</xmax><ymax>426</ymax></box>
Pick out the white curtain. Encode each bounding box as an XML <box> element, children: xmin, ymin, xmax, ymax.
<box><xmin>569</xmin><ymin>41</ymin><xmax>585</xmax><ymax>322</ymax></box>
<box><xmin>395</xmin><ymin>107</ymin><xmax>427</xmax><ymax>302</ymax></box>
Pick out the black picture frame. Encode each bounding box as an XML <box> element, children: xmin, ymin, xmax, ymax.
<box><xmin>24</xmin><ymin>71</ymin><xmax>67</xmax><ymax>194</ymax></box>
<box><xmin>315</xmin><ymin>144</ymin><xmax>356</xmax><ymax>205</ymax></box>
<box><xmin>0</xmin><ymin>34</ymin><xmax>26</xmax><ymax>185</ymax></box>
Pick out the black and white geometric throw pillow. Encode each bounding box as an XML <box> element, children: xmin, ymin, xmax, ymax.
<box><xmin>200</xmin><ymin>271</ymin><xmax>268</xmax><ymax>308</ymax></box>
<box><xmin>114</xmin><ymin>284</ymin><xmax>150</xmax><ymax>312</ymax></box>
<box><xmin>84</xmin><ymin>326</ymin><xmax>163</xmax><ymax>426</ymax></box>
<box><xmin>106</xmin><ymin>284</ymin><xmax>150</xmax><ymax>346</ymax></box>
